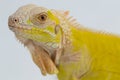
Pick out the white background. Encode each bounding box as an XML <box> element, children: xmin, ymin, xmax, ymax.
<box><xmin>0</xmin><ymin>0</ymin><xmax>120</xmax><ymax>80</ymax></box>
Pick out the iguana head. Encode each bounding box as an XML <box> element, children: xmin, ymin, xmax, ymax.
<box><xmin>8</xmin><ymin>4</ymin><xmax>68</xmax><ymax>50</ymax></box>
<box><xmin>8</xmin><ymin>4</ymin><xmax>65</xmax><ymax>75</ymax></box>
<box><xmin>8</xmin><ymin>4</ymin><xmax>72</xmax><ymax>75</ymax></box>
<box><xmin>8</xmin><ymin>4</ymin><xmax>69</xmax><ymax>74</ymax></box>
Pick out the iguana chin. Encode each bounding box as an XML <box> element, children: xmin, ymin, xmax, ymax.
<box><xmin>8</xmin><ymin>4</ymin><xmax>120</xmax><ymax>80</ymax></box>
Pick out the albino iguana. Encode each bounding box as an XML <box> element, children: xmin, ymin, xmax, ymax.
<box><xmin>8</xmin><ymin>4</ymin><xmax>120</xmax><ymax>80</ymax></box>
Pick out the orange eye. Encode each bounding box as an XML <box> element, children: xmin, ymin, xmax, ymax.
<box><xmin>37</xmin><ymin>12</ymin><xmax>47</xmax><ymax>22</ymax></box>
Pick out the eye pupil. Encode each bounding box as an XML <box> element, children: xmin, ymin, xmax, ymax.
<box><xmin>37</xmin><ymin>13</ymin><xmax>47</xmax><ymax>22</ymax></box>
<box><xmin>41</xmin><ymin>15</ymin><xmax>45</xmax><ymax>20</ymax></box>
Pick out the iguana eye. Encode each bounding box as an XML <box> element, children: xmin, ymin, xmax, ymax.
<box><xmin>37</xmin><ymin>12</ymin><xmax>47</xmax><ymax>22</ymax></box>
<box><xmin>30</xmin><ymin>12</ymin><xmax>48</xmax><ymax>25</ymax></box>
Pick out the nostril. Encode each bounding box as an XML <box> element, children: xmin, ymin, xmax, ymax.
<box><xmin>14</xmin><ymin>19</ymin><xmax>17</xmax><ymax>22</ymax></box>
<box><xmin>13</xmin><ymin>18</ymin><xmax>19</xmax><ymax>23</ymax></box>
<box><xmin>8</xmin><ymin>16</ymin><xmax>19</xmax><ymax>27</ymax></box>
<box><xmin>8</xmin><ymin>16</ymin><xmax>20</xmax><ymax>29</ymax></box>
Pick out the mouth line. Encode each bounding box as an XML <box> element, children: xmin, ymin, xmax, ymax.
<box><xmin>9</xmin><ymin>23</ymin><xmax>33</xmax><ymax>31</ymax></box>
<box><xmin>9</xmin><ymin>24</ymin><xmax>57</xmax><ymax>43</ymax></box>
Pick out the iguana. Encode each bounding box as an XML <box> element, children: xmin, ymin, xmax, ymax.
<box><xmin>8</xmin><ymin>4</ymin><xmax>120</xmax><ymax>80</ymax></box>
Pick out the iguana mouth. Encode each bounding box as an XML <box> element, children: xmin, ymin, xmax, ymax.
<box><xmin>9</xmin><ymin>23</ymin><xmax>32</xmax><ymax>30</ymax></box>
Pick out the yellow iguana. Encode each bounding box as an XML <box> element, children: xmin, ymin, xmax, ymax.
<box><xmin>8</xmin><ymin>4</ymin><xmax>120</xmax><ymax>80</ymax></box>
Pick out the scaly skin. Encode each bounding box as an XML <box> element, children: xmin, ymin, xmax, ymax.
<box><xmin>8</xmin><ymin>4</ymin><xmax>120</xmax><ymax>80</ymax></box>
